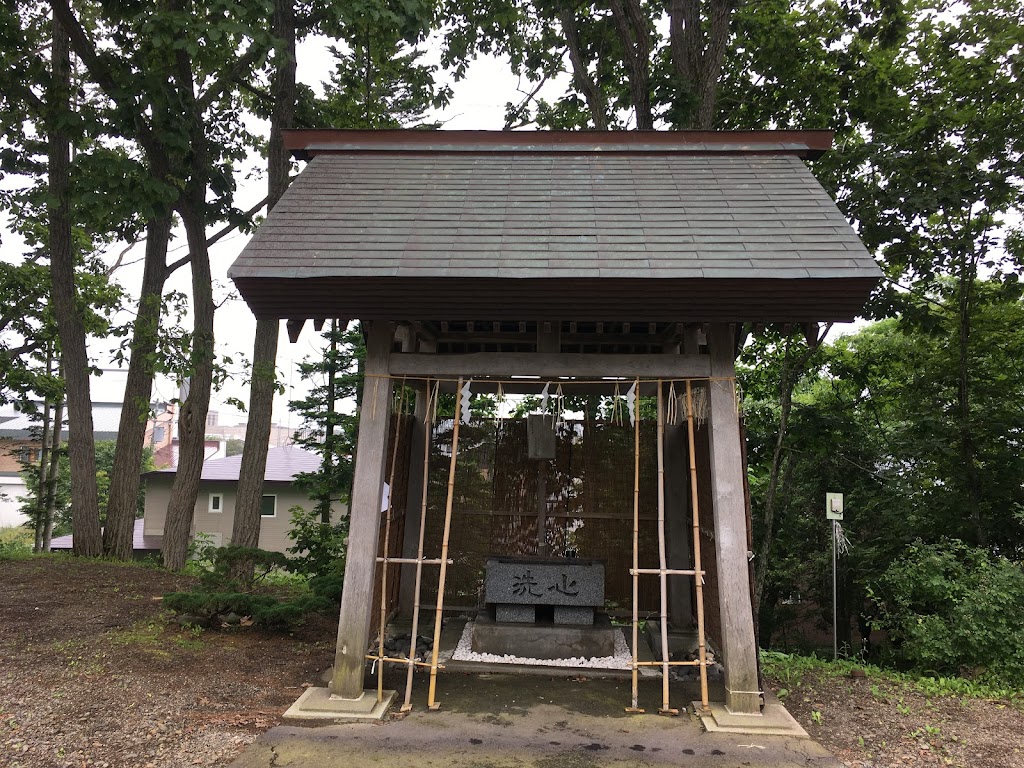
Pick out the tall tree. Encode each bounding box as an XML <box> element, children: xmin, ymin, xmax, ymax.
<box><xmin>52</xmin><ymin>0</ymin><xmax>272</xmax><ymax>568</ymax></box>
<box><xmin>232</xmin><ymin>0</ymin><xmax>449</xmax><ymax>550</ymax></box>
<box><xmin>230</xmin><ymin>0</ymin><xmax>294</xmax><ymax>555</ymax></box>
<box><xmin>47</xmin><ymin>11</ymin><xmax>102</xmax><ymax>556</ymax></box>
<box><xmin>443</xmin><ymin>0</ymin><xmax>736</xmax><ymax>130</ymax></box>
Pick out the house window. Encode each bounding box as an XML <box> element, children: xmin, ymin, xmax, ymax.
<box><xmin>260</xmin><ymin>495</ymin><xmax>276</xmax><ymax>518</ymax></box>
<box><xmin>208</xmin><ymin>493</ymin><xmax>223</xmax><ymax>514</ymax></box>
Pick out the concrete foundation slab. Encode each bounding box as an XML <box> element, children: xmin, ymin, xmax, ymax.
<box><xmin>233</xmin><ymin>674</ymin><xmax>841</xmax><ymax>768</ymax></box>
<box><xmin>283</xmin><ymin>687</ymin><xmax>396</xmax><ymax>722</ymax></box>
<box><xmin>694</xmin><ymin>693</ymin><xmax>809</xmax><ymax>738</ymax></box>
<box><xmin>471</xmin><ymin>612</ymin><xmax>616</xmax><ymax>659</ymax></box>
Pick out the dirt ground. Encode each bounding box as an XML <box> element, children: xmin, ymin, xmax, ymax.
<box><xmin>2</xmin><ymin>557</ymin><xmax>1022</xmax><ymax>768</ymax></box>
<box><xmin>762</xmin><ymin>667</ymin><xmax>1024</xmax><ymax>768</ymax></box>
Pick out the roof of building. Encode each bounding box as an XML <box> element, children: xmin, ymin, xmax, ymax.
<box><xmin>0</xmin><ymin>402</ymin><xmax>124</xmax><ymax>440</ymax></box>
<box><xmin>50</xmin><ymin>519</ymin><xmax>162</xmax><ymax>552</ymax></box>
<box><xmin>147</xmin><ymin>445</ymin><xmax>321</xmax><ymax>482</ymax></box>
<box><xmin>228</xmin><ymin>129</ymin><xmax>881</xmax><ymax>324</ymax></box>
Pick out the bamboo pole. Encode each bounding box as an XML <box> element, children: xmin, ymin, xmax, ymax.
<box><xmin>376</xmin><ymin>382</ymin><xmax>407</xmax><ymax>703</ymax></box>
<box><xmin>626</xmin><ymin>378</ymin><xmax>644</xmax><ymax>714</ymax></box>
<box><xmin>427</xmin><ymin>378</ymin><xmax>464</xmax><ymax>710</ymax></box>
<box><xmin>685</xmin><ymin>380</ymin><xmax>710</xmax><ymax>711</ymax></box>
<box><xmin>656</xmin><ymin>382</ymin><xmax>677</xmax><ymax>715</ymax></box>
<box><xmin>403</xmin><ymin>380</ymin><xmax>436</xmax><ymax>711</ymax></box>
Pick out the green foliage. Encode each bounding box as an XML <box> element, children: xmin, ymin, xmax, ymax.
<box><xmin>168</xmin><ymin>541</ymin><xmax>333</xmax><ymax>629</ymax></box>
<box><xmin>289</xmin><ymin>321</ymin><xmax>364</xmax><ymax>521</ymax></box>
<box><xmin>19</xmin><ymin>440</ymin><xmax>154</xmax><ymax>536</ymax></box>
<box><xmin>0</xmin><ymin>527</ymin><xmax>34</xmax><ymax>559</ymax></box>
<box><xmin>285</xmin><ymin>505</ymin><xmax>346</xmax><ymax>577</ymax></box>
<box><xmin>760</xmin><ymin>649</ymin><xmax>1023</xmax><ymax>704</ymax></box>
<box><xmin>284</xmin><ymin>505</ymin><xmax>348</xmax><ymax>604</ymax></box>
<box><xmin>162</xmin><ymin>589</ymin><xmax>332</xmax><ymax>629</ymax></box>
<box><xmin>869</xmin><ymin>540</ymin><xmax>1024</xmax><ymax>686</ymax></box>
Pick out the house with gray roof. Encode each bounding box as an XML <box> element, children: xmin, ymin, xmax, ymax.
<box><xmin>141</xmin><ymin>445</ymin><xmax>334</xmax><ymax>553</ymax></box>
<box><xmin>0</xmin><ymin>402</ymin><xmax>127</xmax><ymax>529</ymax></box>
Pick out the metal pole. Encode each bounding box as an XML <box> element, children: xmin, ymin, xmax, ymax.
<box><xmin>832</xmin><ymin>519</ymin><xmax>838</xmax><ymax>661</ymax></box>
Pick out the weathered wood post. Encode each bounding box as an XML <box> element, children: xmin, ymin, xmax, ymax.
<box><xmin>330</xmin><ymin>321</ymin><xmax>395</xmax><ymax>700</ymax></box>
<box><xmin>706</xmin><ymin>323</ymin><xmax>760</xmax><ymax>715</ymax></box>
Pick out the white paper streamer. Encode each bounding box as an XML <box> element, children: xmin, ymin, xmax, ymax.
<box><xmin>460</xmin><ymin>379</ymin><xmax>473</xmax><ymax>424</ymax></box>
<box><xmin>626</xmin><ymin>381</ymin><xmax>637</xmax><ymax>427</ymax></box>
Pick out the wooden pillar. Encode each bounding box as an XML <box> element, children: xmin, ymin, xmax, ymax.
<box><xmin>330</xmin><ymin>321</ymin><xmax>395</xmax><ymax>700</ymax></box>
<box><xmin>706</xmin><ymin>323</ymin><xmax>760</xmax><ymax>714</ymax></box>
<box><xmin>398</xmin><ymin>385</ymin><xmax>427</xmax><ymax>617</ymax></box>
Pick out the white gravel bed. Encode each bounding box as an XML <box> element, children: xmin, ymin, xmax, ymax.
<box><xmin>450</xmin><ymin>621</ymin><xmax>633</xmax><ymax>669</ymax></box>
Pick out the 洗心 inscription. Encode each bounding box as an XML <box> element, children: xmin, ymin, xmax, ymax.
<box><xmin>485</xmin><ymin>558</ymin><xmax>604</xmax><ymax>608</ymax></box>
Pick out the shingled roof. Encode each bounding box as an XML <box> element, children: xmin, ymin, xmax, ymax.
<box><xmin>228</xmin><ymin>130</ymin><xmax>881</xmax><ymax>323</ymax></box>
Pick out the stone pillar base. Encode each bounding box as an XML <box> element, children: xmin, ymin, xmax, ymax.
<box><xmin>693</xmin><ymin>693</ymin><xmax>808</xmax><ymax>738</ymax></box>
<box><xmin>283</xmin><ymin>687</ymin><xmax>396</xmax><ymax>722</ymax></box>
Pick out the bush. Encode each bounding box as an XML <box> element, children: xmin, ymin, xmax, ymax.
<box><xmin>163</xmin><ymin>589</ymin><xmax>334</xmax><ymax>629</ymax></box>
<box><xmin>285</xmin><ymin>505</ymin><xmax>347</xmax><ymax>580</ymax></box>
<box><xmin>166</xmin><ymin>541</ymin><xmax>333</xmax><ymax>629</ymax></box>
<box><xmin>869</xmin><ymin>540</ymin><xmax>1024</xmax><ymax>686</ymax></box>
<box><xmin>0</xmin><ymin>527</ymin><xmax>34</xmax><ymax>559</ymax></box>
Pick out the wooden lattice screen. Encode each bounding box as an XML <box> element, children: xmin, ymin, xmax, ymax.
<box><xmin>369</xmin><ymin>413</ymin><xmax>415</xmax><ymax>637</ymax></box>
<box><xmin>418</xmin><ymin>417</ymin><xmax>671</xmax><ymax>615</ymax></box>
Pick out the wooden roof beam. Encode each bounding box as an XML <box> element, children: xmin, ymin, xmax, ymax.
<box><xmin>388</xmin><ymin>351</ymin><xmax>711</xmax><ymax>379</ymax></box>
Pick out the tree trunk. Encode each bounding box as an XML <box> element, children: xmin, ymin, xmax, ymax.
<box><xmin>42</xmin><ymin>395</ymin><xmax>65</xmax><ymax>551</ymax></box>
<box><xmin>608</xmin><ymin>0</ymin><xmax>654</xmax><ymax>129</ymax></box>
<box><xmin>231</xmin><ymin>318</ymin><xmax>279</xmax><ymax>550</ymax></box>
<box><xmin>231</xmin><ymin>0</ymin><xmax>294</xmax><ymax>549</ymax></box>
<box><xmin>47</xmin><ymin>12</ymin><xmax>102</xmax><ymax>557</ymax></box>
<box><xmin>667</xmin><ymin>0</ymin><xmax>734</xmax><ymax>129</ymax></box>
<box><xmin>104</xmin><ymin>214</ymin><xmax>172</xmax><ymax>559</ymax></box>
<box><xmin>752</xmin><ymin>327</ymin><xmax>827</xmax><ymax>616</ymax></box>
<box><xmin>559</xmin><ymin>8</ymin><xmax>609</xmax><ymax>130</ymax></box>
<box><xmin>956</xmin><ymin>255</ymin><xmax>985</xmax><ymax>546</ymax></box>
<box><xmin>161</xmin><ymin>199</ymin><xmax>216</xmax><ymax>570</ymax></box>
<box><xmin>320</xmin><ymin>320</ymin><xmax>337</xmax><ymax>523</ymax></box>
<box><xmin>33</xmin><ymin>383</ymin><xmax>53</xmax><ymax>553</ymax></box>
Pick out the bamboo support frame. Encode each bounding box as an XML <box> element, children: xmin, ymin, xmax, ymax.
<box><xmin>626</xmin><ymin>378</ymin><xmax>644</xmax><ymax>714</ymax></box>
<box><xmin>630</xmin><ymin>568</ymin><xmax>703</xmax><ymax>576</ymax></box>
<box><xmin>368</xmin><ymin>654</ymin><xmax>441</xmax><ymax>669</ymax></box>
<box><xmin>402</xmin><ymin>380</ymin><xmax>437</xmax><ymax>711</ymax></box>
<box><xmin>378</xmin><ymin>557</ymin><xmax>451</xmax><ymax>566</ymax></box>
<box><xmin>376</xmin><ymin>382</ymin><xmax>408</xmax><ymax>703</ymax></box>
<box><xmin>655</xmin><ymin>382</ymin><xmax>678</xmax><ymax>715</ymax></box>
<box><xmin>686</xmin><ymin>380</ymin><xmax>711</xmax><ymax>711</ymax></box>
<box><xmin>427</xmin><ymin>377</ymin><xmax>464</xmax><ymax>710</ymax></box>
<box><xmin>351</xmin><ymin>373</ymin><xmax>718</xmax><ymax>716</ymax></box>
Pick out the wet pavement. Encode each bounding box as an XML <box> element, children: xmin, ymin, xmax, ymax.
<box><xmin>230</xmin><ymin>672</ymin><xmax>842</xmax><ymax>768</ymax></box>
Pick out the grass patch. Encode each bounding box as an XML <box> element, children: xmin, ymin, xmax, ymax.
<box><xmin>761</xmin><ymin>649</ymin><xmax>1024</xmax><ymax>706</ymax></box>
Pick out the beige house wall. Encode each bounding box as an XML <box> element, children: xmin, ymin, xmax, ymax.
<box><xmin>143</xmin><ymin>477</ymin><xmax>328</xmax><ymax>554</ymax></box>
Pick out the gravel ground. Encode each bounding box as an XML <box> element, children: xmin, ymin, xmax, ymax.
<box><xmin>0</xmin><ymin>557</ymin><xmax>334</xmax><ymax>768</ymax></box>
